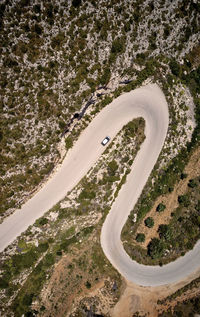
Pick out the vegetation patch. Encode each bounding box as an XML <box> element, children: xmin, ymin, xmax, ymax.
<box><xmin>122</xmin><ymin>147</ymin><xmax>200</xmax><ymax>266</ymax></box>
<box><xmin>0</xmin><ymin>118</ymin><xmax>145</xmax><ymax>316</ymax></box>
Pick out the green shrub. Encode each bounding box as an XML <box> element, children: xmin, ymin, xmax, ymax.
<box><xmin>65</xmin><ymin>136</ymin><xmax>73</xmax><ymax>150</ymax></box>
<box><xmin>180</xmin><ymin>173</ymin><xmax>187</xmax><ymax>179</ymax></box>
<box><xmin>38</xmin><ymin>217</ymin><xmax>48</xmax><ymax>226</ymax></box>
<box><xmin>188</xmin><ymin>179</ymin><xmax>197</xmax><ymax>188</ymax></box>
<box><xmin>169</xmin><ymin>59</ymin><xmax>181</xmax><ymax>76</ymax></box>
<box><xmin>147</xmin><ymin>238</ymin><xmax>165</xmax><ymax>259</ymax></box>
<box><xmin>99</xmin><ymin>67</ymin><xmax>111</xmax><ymax>85</ymax></box>
<box><xmin>0</xmin><ymin>277</ymin><xmax>9</xmax><ymax>289</ymax></box>
<box><xmin>72</xmin><ymin>0</ymin><xmax>82</xmax><ymax>7</ymax></box>
<box><xmin>79</xmin><ymin>189</ymin><xmax>96</xmax><ymax>200</ymax></box>
<box><xmin>178</xmin><ymin>194</ymin><xmax>190</xmax><ymax>207</ymax></box>
<box><xmin>85</xmin><ymin>281</ymin><xmax>91</xmax><ymax>289</ymax></box>
<box><xmin>195</xmin><ymin>200</ymin><xmax>200</xmax><ymax>212</ymax></box>
<box><xmin>107</xmin><ymin>160</ymin><xmax>118</xmax><ymax>176</ymax></box>
<box><xmin>144</xmin><ymin>217</ymin><xmax>154</xmax><ymax>228</ymax></box>
<box><xmin>158</xmin><ymin>224</ymin><xmax>171</xmax><ymax>241</ymax></box>
<box><xmin>136</xmin><ymin>233</ymin><xmax>145</xmax><ymax>243</ymax></box>
<box><xmin>156</xmin><ymin>203</ymin><xmax>166</xmax><ymax>212</ymax></box>
<box><xmin>111</xmin><ymin>37</ymin><xmax>125</xmax><ymax>54</ymax></box>
<box><xmin>37</xmin><ymin>242</ymin><xmax>49</xmax><ymax>253</ymax></box>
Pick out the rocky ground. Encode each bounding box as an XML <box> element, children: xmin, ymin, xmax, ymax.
<box><xmin>0</xmin><ymin>0</ymin><xmax>200</xmax><ymax>316</ymax></box>
<box><xmin>0</xmin><ymin>0</ymin><xmax>199</xmax><ymax>220</ymax></box>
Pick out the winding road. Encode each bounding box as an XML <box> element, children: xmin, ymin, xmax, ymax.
<box><xmin>1</xmin><ymin>84</ymin><xmax>200</xmax><ymax>286</ymax></box>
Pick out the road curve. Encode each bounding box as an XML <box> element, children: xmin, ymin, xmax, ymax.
<box><xmin>100</xmin><ymin>84</ymin><xmax>200</xmax><ymax>286</ymax></box>
<box><xmin>1</xmin><ymin>84</ymin><xmax>200</xmax><ymax>286</ymax></box>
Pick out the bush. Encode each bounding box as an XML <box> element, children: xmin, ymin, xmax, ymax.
<box><xmin>65</xmin><ymin>136</ymin><xmax>73</xmax><ymax>150</ymax></box>
<box><xmin>156</xmin><ymin>203</ymin><xmax>166</xmax><ymax>212</ymax></box>
<box><xmin>72</xmin><ymin>0</ymin><xmax>82</xmax><ymax>7</ymax></box>
<box><xmin>144</xmin><ymin>217</ymin><xmax>154</xmax><ymax>228</ymax></box>
<box><xmin>85</xmin><ymin>281</ymin><xmax>91</xmax><ymax>289</ymax></box>
<box><xmin>180</xmin><ymin>173</ymin><xmax>187</xmax><ymax>179</ymax></box>
<box><xmin>107</xmin><ymin>160</ymin><xmax>118</xmax><ymax>176</ymax></box>
<box><xmin>12</xmin><ymin>250</ymin><xmax>38</xmax><ymax>274</ymax></box>
<box><xmin>99</xmin><ymin>67</ymin><xmax>111</xmax><ymax>85</ymax></box>
<box><xmin>111</xmin><ymin>37</ymin><xmax>124</xmax><ymax>54</ymax></box>
<box><xmin>38</xmin><ymin>217</ymin><xmax>48</xmax><ymax>226</ymax></box>
<box><xmin>178</xmin><ymin>194</ymin><xmax>190</xmax><ymax>207</ymax></box>
<box><xmin>0</xmin><ymin>277</ymin><xmax>9</xmax><ymax>289</ymax></box>
<box><xmin>158</xmin><ymin>224</ymin><xmax>171</xmax><ymax>241</ymax></box>
<box><xmin>169</xmin><ymin>59</ymin><xmax>181</xmax><ymax>76</ymax></box>
<box><xmin>147</xmin><ymin>238</ymin><xmax>165</xmax><ymax>259</ymax></box>
<box><xmin>37</xmin><ymin>242</ymin><xmax>49</xmax><ymax>253</ymax></box>
<box><xmin>79</xmin><ymin>189</ymin><xmax>96</xmax><ymax>200</ymax></box>
<box><xmin>195</xmin><ymin>200</ymin><xmax>200</xmax><ymax>212</ymax></box>
<box><xmin>188</xmin><ymin>179</ymin><xmax>197</xmax><ymax>188</ymax></box>
<box><xmin>136</xmin><ymin>233</ymin><xmax>145</xmax><ymax>243</ymax></box>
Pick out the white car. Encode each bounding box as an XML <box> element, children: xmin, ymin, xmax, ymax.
<box><xmin>101</xmin><ymin>136</ymin><xmax>110</xmax><ymax>146</ymax></box>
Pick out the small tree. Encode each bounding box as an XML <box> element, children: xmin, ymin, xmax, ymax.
<box><xmin>144</xmin><ymin>217</ymin><xmax>154</xmax><ymax>228</ymax></box>
<box><xmin>156</xmin><ymin>203</ymin><xmax>166</xmax><ymax>212</ymax></box>
<box><xmin>136</xmin><ymin>233</ymin><xmax>145</xmax><ymax>243</ymax></box>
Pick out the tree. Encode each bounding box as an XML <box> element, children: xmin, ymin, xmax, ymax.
<box><xmin>144</xmin><ymin>217</ymin><xmax>154</xmax><ymax>228</ymax></box>
<box><xmin>136</xmin><ymin>233</ymin><xmax>145</xmax><ymax>243</ymax></box>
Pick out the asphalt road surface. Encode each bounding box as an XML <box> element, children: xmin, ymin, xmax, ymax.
<box><xmin>1</xmin><ymin>84</ymin><xmax>199</xmax><ymax>286</ymax></box>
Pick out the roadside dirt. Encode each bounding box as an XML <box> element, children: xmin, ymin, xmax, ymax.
<box><xmin>135</xmin><ymin>146</ymin><xmax>200</xmax><ymax>248</ymax></box>
<box><xmin>32</xmin><ymin>147</ymin><xmax>200</xmax><ymax>317</ymax></box>
<box><xmin>33</xmin><ymin>232</ymin><xmax>121</xmax><ymax>317</ymax></box>
<box><xmin>111</xmin><ymin>266</ymin><xmax>200</xmax><ymax>317</ymax></box>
